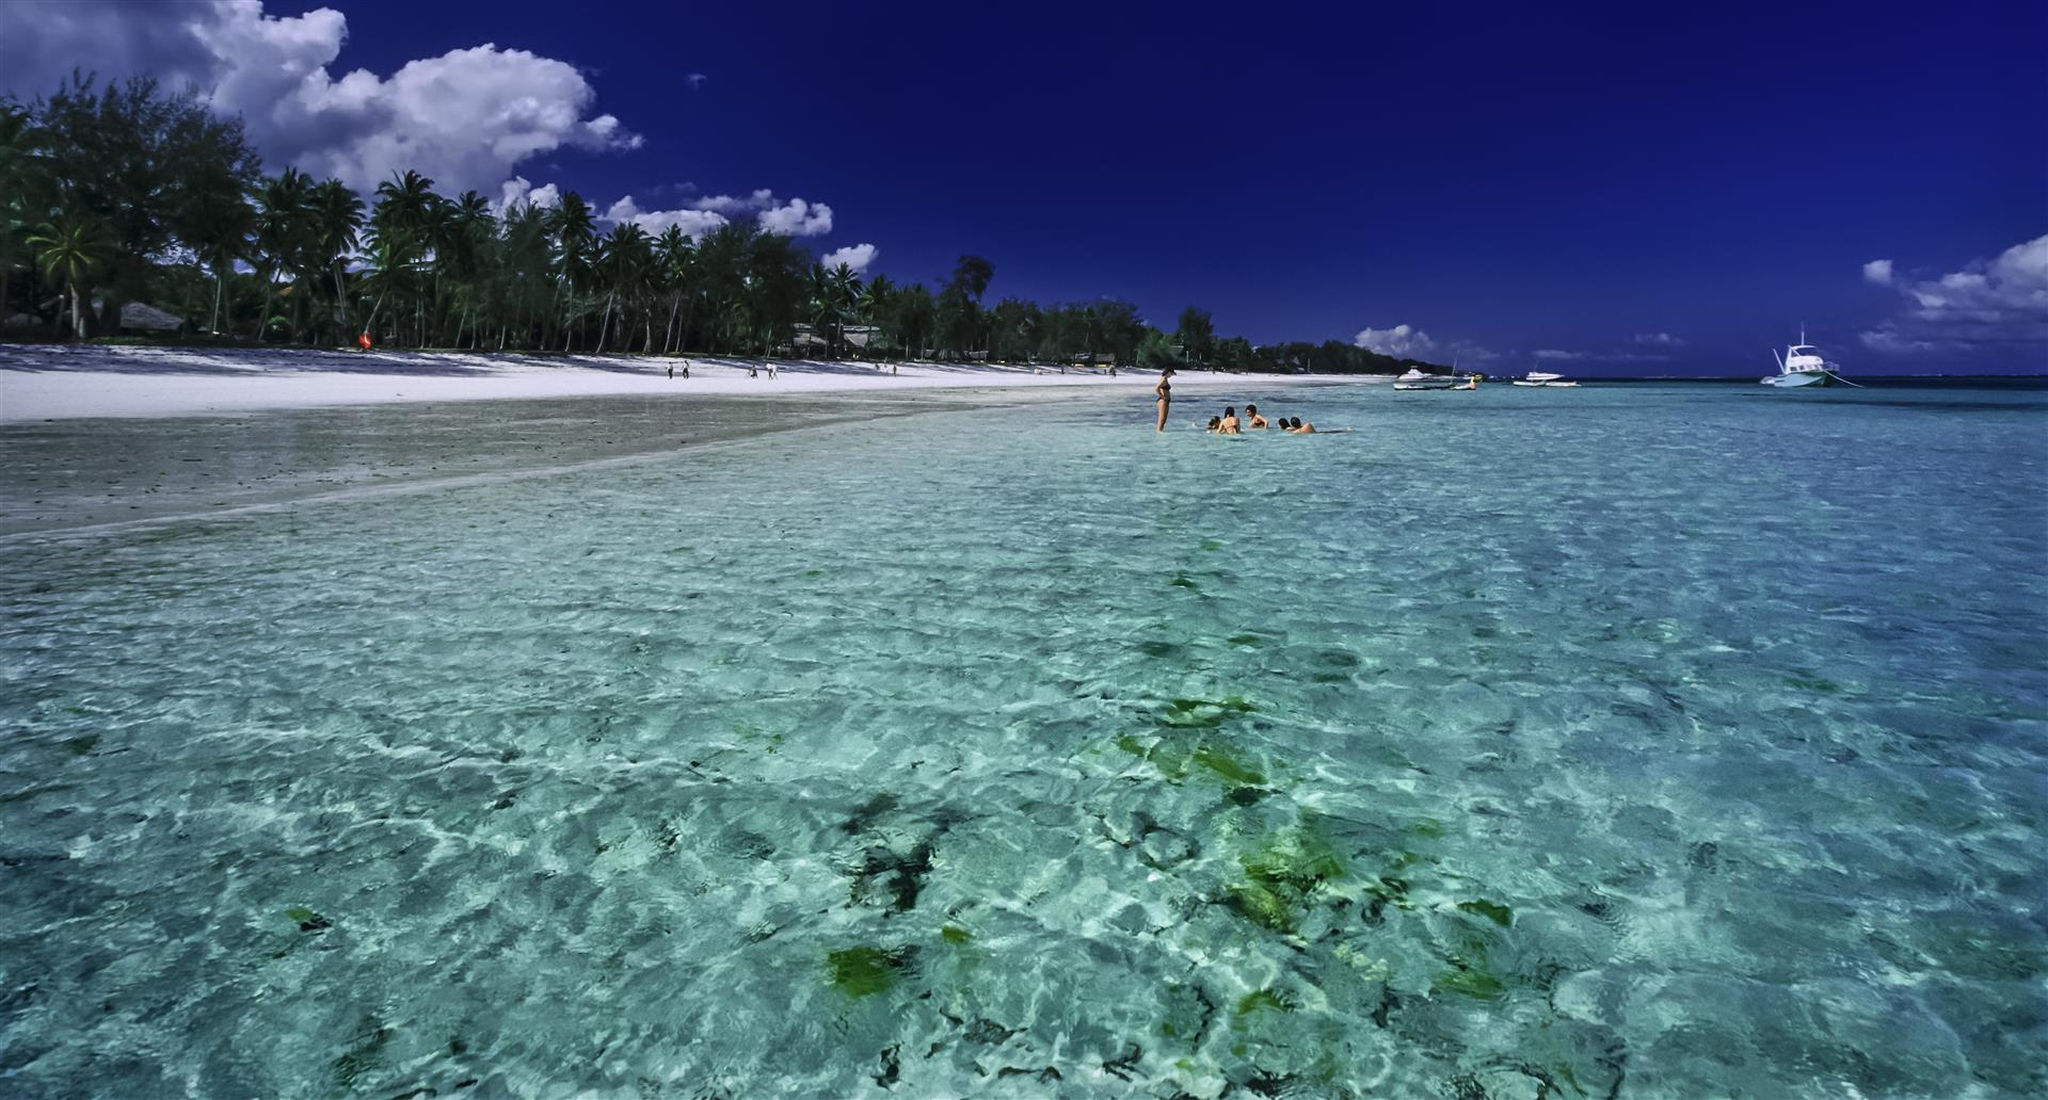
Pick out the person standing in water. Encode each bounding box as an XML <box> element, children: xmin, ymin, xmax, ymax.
<box><xmin>1154</xmin><ymin>367</ymin><xmax>1175</xmax><ymax>432</ymax></box>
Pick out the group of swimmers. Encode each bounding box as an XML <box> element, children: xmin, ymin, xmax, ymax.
<box><xmin>1204</xmin><ymin>403</ymin><xmax>1315</xmax><ymax>434</ymax></box>
<box><xmin>1152</xmin><ymin>367</ymin><xmax>1321</xmax><ymax>434</ymax></box>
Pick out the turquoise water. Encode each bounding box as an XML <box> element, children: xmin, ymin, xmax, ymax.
<box><xmin>2</xmin><ymin>383</ymin><xmax>2044</xmax><ymax>1097</ymax></box>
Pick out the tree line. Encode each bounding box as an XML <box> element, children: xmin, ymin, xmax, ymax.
<box><xmin>1</xmin><ymin>75</ymin><xmax>1433</xmax><ymax>374</ymax></box>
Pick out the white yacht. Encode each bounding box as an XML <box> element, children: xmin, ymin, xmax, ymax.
<box><xmin>1512</xmin><ymin>371</ymin><xmax>1579</xmax><ymax>388</ymax></box>
<box><xmin>1393</xmin><ymin>368</ymin><xmax>1478</xmax><ymax>391</ymax></box>
<box><xmin>1763</xmin><ymin>329</ymin><xmax>1848</xmax><ymax>388</ymax></box>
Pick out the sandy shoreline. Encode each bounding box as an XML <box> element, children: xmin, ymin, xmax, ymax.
<box><xmin>1</xmin><ymin>345</ymin><xmax>1375</xmax><ymax>541</ymax></box>
<box><xmin>0</xmin><ymin>344</ymin><xmax>1369</xmax><ymax>422</ymax></box>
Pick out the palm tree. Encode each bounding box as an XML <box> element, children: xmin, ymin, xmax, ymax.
<box><xmin>990</xmin><ymin>297</ymin><xmax>1040</xmax><ymax>363</ymax></box>
<box><xmin>547</xmin><ymin>192</ymin><xmax>597</xmax><ymax>350</ymax></box>
<box><xmin>693</xmin><ymin>221</ymin><xmax>755</xmax><ymax>354</ymax></box>
<box><xmin>372</xmin><ymin>170</ymin><xmax>438</xmax><ymax>233</ymax></box>
<box><xmin>808</xmin><ymin>262</ymin><xmax>861</xmax><ymax>359</ymax></box>
<box><xmin>744</xmin><ymin>231</ymin><xmax>807</xmax><ymax>359</ymax></box>
<box><xmin>592</xmin><ymin>221</ymin><xmax>651</xmax><ymax>354</ymax></box>
<box><xmin>0</xmin><ymin>102</ymin><xmax>47</xmax><ymax>328</ymax></box>
<box><xmin>652</xmin><ymin>226</ymin><xmax>694</xmax><ymax>354</ymax></box>
<box><xmin>358</xmin><ymin>224</ymin><xmax>423</xmax><ymax>345</ymax></box>
<box><xmin>310</xmin><ymin>178</ymin><xmax>363</xmax><ymax>343</ymax></box>
<box><xmin>496</xmin><ymin>201</ymin><xmax>551</xmax><ymax>349</ymax></box>
<box><xmin>250</xmin><ymin>167</ymin><xmax>313</xmax><ymax>341</ymax></box>
<box><xmin>895</xmin><ymin>283</ymin><xmax>936</xmax><ymax>361</ymax></box>
<box><xmin>441</xmin><ymin>190</ymin><xmax>496</xmax><ymax>347</ymax></box>
<box><xmin>371</xmin><ymin>170</ymin><xmax>440</xmax><ymax>344</ymax></box>
<box><xmin>857</xmin><ymin>274</ymin><xmax>895</xmax><ymax>359</ymax></box>
<box><xmin>28</xmin><ymin>217</ymin><xmax>116</xmax><ymax>339</ymax></box>
<box><xmin>182</xmin><ymin>186</ymin><xmax>254</xmax><ymax>335</ymax></box>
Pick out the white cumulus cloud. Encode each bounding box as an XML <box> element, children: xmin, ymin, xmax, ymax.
<box><xmin>1862</xmin><ymin>259</ymin><xmax>1894</xmax><ymax>286</ymax></box>
<box><xmin>1858</xmin><ymin>330</ymin><xmax>1936</xmax><ymax>354</ymax></box>
<box><xmin>594</xmin><ymin>188</ymin><xmax>842</xmax><ymax>241</ymax></box>
<box><xmin>757</xmin><ymin>197</ymin><xmax>833</xmax><ymax>237</ymax></box>
<box><xmin>1860</xmin><ymin>233</ymin><xmax>2048</xmax><ymax>356</ymax></box>
<box><xmin>820</xmin><ymin>243</ymin><xmax>878</xmax><ymax>273</ymax></box>
<box><xmin>498</xmin><ymin>176</ymin><xmax>560</xmax><ymax>212</ymax></box>
<box><xmin>1532</xmin><ymin>349</ymin><xmax>1586</xmax><ymax>361</ymax></box>
<box><xmin>602</xmin><ymin>195</ymin><xmax>730</xmax><ymax>239</ymax></box>
<box><xmin>0</xmin><ymin>1</ymin><xmax>640</xmax><ymax>196</ymax></box>
<box><xmin>1352</xmin><ymin>323</ymin><xmax>1436</xmax><ymax>358</ymax></box>
<box><xmin>1633</xmin><ymin>332</ymin><xmax>1685</xmax><ymax>346</ymax></box>
<box><xmin>691</xmin><ymin>189</ymin><xmax>779</xmax><ymax>215</ymax></box>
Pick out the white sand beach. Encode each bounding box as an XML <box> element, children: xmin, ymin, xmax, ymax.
<box><xmin>0</xmin><ymin>344</ymin><xmax>1361</xmax><ymax>422</ymax></box>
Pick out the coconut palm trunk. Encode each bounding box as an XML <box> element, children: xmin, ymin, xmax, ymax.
<box><xmin>595</xmin><ymin>292</ymin><xmax>615</xmax><ymax>353</ymax></box>
<box><xmin>210</xmin><ymin>262</ymin><xmax>227</xmax><ymax>335</ymax></box>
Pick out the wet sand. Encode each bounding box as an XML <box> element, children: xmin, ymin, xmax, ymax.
<box><xmin>0</xmin><ymin>388</ymin><xmax>1079</xmax><ymax>541</ymax></box>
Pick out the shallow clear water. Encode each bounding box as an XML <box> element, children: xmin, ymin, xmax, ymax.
<box><xmin>3</xmin><ymin>383</ymin><xmax>2044</xmax><ymax>1098</ymax></box>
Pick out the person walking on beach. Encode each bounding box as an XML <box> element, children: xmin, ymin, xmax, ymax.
<box><xmin>1154</xmin><ymin>367</ymin><xmax>1175</xmax><ymax>431</ymax></box>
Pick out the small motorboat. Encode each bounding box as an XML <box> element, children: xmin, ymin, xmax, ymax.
<box><xmin>1512</xmin><ymin>371</ymin><xmax>1580</xmax><ymax>388</ymax></box>
<box><xmin>1393</xmin><ymin>368</ymin><xmax>1477</xmax><ymax>391</ymax></box>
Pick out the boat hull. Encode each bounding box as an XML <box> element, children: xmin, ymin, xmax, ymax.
<box><xmin>1762</xmin><ymin>370</ymin><xmax>1831</xmax><ymax>388</ymax></box>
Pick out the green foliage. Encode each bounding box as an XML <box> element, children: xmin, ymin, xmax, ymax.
<box><xmin>28</xmin><ymin>74</ymin><xmax>261</xmax><ymax>332</ymax></box>
<box><xmin>26</xmin><ymin>216</ymin><xmax>117</xmax><ymax>338</ymax></box>
<box><xmin>0</xmin><ymin>73</ymin><xmax>1452</xmax><ymax>368</ymax></box>
<box><xmin>1174</xmin><ymin>306</ymin><xmax>1215</xmax><ymax>366</ymax></box>
<box><xmin>1137</xmin><ymin>327</ymin><xmax>1179</xmax><ymax>369</ymax></box>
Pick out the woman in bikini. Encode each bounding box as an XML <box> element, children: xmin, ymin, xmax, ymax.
<box><xmin>1155</xmin><ymin>367</ymin><xmax>1175</xmax><ymax>432</ymax></box>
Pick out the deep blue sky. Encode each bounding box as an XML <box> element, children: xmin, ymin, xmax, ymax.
<box><xmin>21</xmin><ymin>0</ymin><xmax>2048</xmax><ymax>372</ymax></box>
